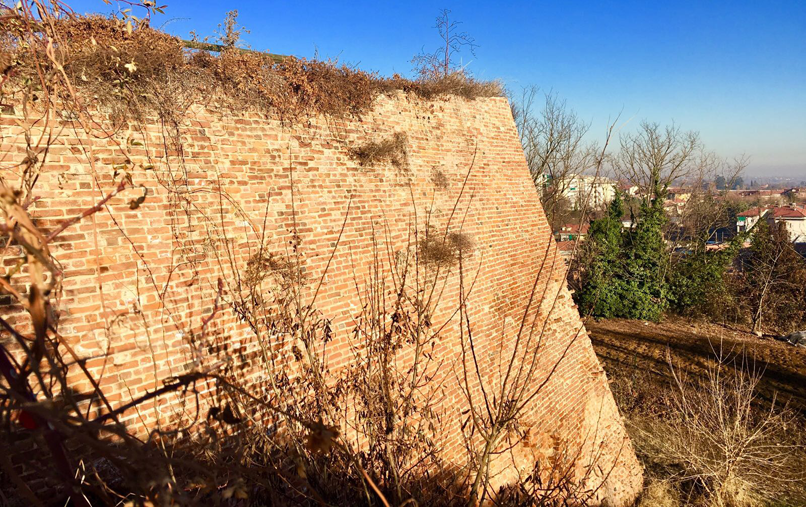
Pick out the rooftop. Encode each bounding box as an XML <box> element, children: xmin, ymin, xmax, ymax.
<box><xmin>737</xmin><ymin>205</ymin><xmax>806</xmax><ymax>218</ymax></box>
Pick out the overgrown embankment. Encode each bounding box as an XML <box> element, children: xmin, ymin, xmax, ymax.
<box><xmin>590</xmin><ymin>317</ymin><xmax>806</xmax><ymax>506</ymax></box>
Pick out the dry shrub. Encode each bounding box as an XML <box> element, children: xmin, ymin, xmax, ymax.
<box><xmin>494</xmin><ymin>436</ymin><xmax>604</xmax><ymax>506</ymax></box>
<box><xmin>630</xmin><ymin>355</ymin><xmax>806</xmax><ymax>507</ymax></box>
<box><xmin>0</xmin><ymin>14</ymin><xmax>502</xmax><ymax>124</ymax></box>
<box><xmin>191</xmin><ymin>50</ymin><xmax>378</xmax><ymax>122</ymax></box>
<box><xmin>431</xmin><ymin>166</ymin><xmax>449</xmax><ymax>189</ymax></box>
<box><xmin>638</xmin><ymin>479</ymin><xmax>680</xmax><ymax>507</ymax></box>
<box><xmin>243</xmin><ymin>250</ymin><xmax>295</xmax><ymax>295</ymax></box>
<box><xmin>418</xmin><ymin>228</ymin><xmax>474</xmax><ymax>268</ymax></box>
<box><xmin>409</xmin><ymin>71</ymin><xmax>503</xmax><ymax>100</ymax></box>
<box><xmin>51</xmin><ymin>16</ymin><xmax>185</xmax><ymax>80</ymax></box>
<box><xmin>349</xmin><ymin>132</ymin><xmax>408</xmax><ymax>171</ymax></box>
<box><xmin>273</xmin><ymin>57</ymin><xmax>377</xmax><ymax>119</ymax></box>
<box><xmin>375</xmin><ymin>70</ymin><xmax>503</xmax><ymax>100</ymax></box>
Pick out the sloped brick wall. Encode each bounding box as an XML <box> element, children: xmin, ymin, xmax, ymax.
<box><xmin>0</xmin><ymin>92</ymin><xmax>642</xmax><ymax>504</ymax></box>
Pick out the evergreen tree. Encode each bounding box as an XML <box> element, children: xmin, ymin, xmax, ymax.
<box><xmin>575</xmin><ymin>192</ymin><xmax>625</xmax><ymax>317</ymax></box>
<box><xmin>576</xmin><ymin>191</ymin><xmax>671</xmax><ymax>321</ymax></box>
<box><xmin>669</xmin><ymin>232</ymin><xmax>743</xmax><ymax>316</ymax></box>
<box><xmin>619</xmin><ymin>197</ymin><xmax>669</xmax><ymax>321</ymax></box>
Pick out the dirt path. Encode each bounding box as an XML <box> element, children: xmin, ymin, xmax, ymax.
<box><xmin>587</xmin><ymin>316</ymin><xmax>806</xmax><ymax>412</ymax></box>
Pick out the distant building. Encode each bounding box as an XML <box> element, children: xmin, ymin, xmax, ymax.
<box><xmin>555</xmin><ymin>240</ymin><xmax>576</xmax><ymax>263</ymax></box>
<box><xmin>732</xmin><ymin>189</ymin><xmax>783</xmax><ymax>202</ymax></box>
<box><xmin>782</xmin><ymin>187</ymin><xmax>806</xmax><ymax>201</ymax></box>
<box><xmin>769</xmin><ymin>206</ymin><xmax>806</xmax><ymax>243</ymax></box>
<box><xmin>736</xmin><ymin>206</ymin><xmax>768</xmax><ymax>233</ymax></box>
<box><xmin>737</xmin><ymin>205</ymin><xmax>806</xmax><ymax>243</ymax></box>
<box><xmin>555</xmin><ymin>223</ymin><xmax>589</xmax><ymax>242</ymax></box>
<box><xmin>617</xmin><ymin>181</ymin><xmax>639</xmax><ymax>197</ymax></box>
<box><xmin>664</xmin><ymin>196</ymin><xmax>689</xmax><ymax>214</ymax></box>
<box><xmin>555</xmin><ymin>174</ymin><xmax>618</xmax><ymax>209</ymax></box>
<box><xmin>666</xmin><ymin>187</ymin><xmax>692</xmax><ymax>202</ymax></box>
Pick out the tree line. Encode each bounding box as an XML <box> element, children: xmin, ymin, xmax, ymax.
<box><xmin>512</xmin><ymin>89</ymin><xmax>806</xmax><ymax>334</ymax></box>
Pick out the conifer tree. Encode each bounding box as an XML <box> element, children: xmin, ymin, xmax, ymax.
<box><xmin>620</xmin><ymin>196</ymin><xmax>668</xmax><ymax>321</ymax></box>
<box><xmin>576</xmin><ymin>192</ymin><xmax>625</xmax><ymax>317</ymax></box>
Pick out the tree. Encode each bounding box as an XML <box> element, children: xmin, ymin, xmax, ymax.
<box><xmin>742</xmin><ymin>220</ymin><xmax>806</xmax><ymax>333</ymax></box>
<box><xmin>605</xmin><ymin>121</ymin><xmax>701</xmax><ymax>321</ymax></box>
<box><xmin>511</xmin><ymin>88</ymin><xmax>598</xmax><ymax>227</ymax></box>
<box><xmin>575</xmin><ymin>192</ymin><xmax>625</xmax><ymax>317</ymax></box>
<box><xmin>619</xmin><ymin>197</ymin><xmax>669</xmax><ymax>321</ymax></box>
<box><xmin>669</xmin><ymin>224</ymin><xmax>744</xmax><ymax>316</ymax></box>
<box><xmin>667</xmin><ymin>158</ymin><xmax>747</xmax><ymax>315</ymax></box>
<box><xmin>412</xmin><ymin>9</ymin><xmax>477</xmax><ymax>79</ymax></box>
<box><xmin>575</xmin><ymin>182</ymin><xmax>671</xmax><ymax>322</ymax></box>
<box><xmin>617</xmin><ymin>121</ymin><xmax>701</xmax><ymax>201</ymax></box>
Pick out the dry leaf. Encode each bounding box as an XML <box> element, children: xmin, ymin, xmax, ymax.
<box><xmin>305</xmin><ymin>422</ymin><xmax>340</xmax><ymax>454</ymax></box>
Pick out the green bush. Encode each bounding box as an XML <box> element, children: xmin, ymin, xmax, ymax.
<box><xmin>576</xmin><ymin>193</ymin><xmax>669</xmax><ymax>322</ymax></box>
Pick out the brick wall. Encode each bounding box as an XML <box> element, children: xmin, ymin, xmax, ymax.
<box><xmin>0</xmin><ymin>91</ymin><xmax>642</xmax><ymax>504</ymax></box>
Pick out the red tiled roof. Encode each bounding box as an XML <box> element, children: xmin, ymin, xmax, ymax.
<box><xmin>556</xmin><ymin>241</ymin><xmax>576</xmax><ymax>252</ymax></box>
<box><xmin>772</xmin><ymin>206</ymin><xmax>806</xmax><ymax>218</ymax></box>
<box><xmin>737</xmin><ymin>206</ymin><xmax>806</xmax><ymax>219</ymax></box>
<box><xmin>737</xmin><ymin>207</ymin><xmax>768</xmax><ymax>217</ymax></box>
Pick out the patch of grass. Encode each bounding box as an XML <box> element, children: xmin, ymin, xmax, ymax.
<box><xmin>418</xmin><ymin>229</ymin><xmax>474</xmax><ymax>268</ymax></box>
<box><xmin>638</xmin><ymin>479</ymin><xmax>680</xmax><ymax>507</ymax></box>
<box><xmin>349</xmin><ymin>132</ymin><xmax>408</xmax><ymax>172</ymax></box>
<box><xmin>430</xmin><ymin>166</ymin><xmax>449</xmax><ymax>190</ymax></box>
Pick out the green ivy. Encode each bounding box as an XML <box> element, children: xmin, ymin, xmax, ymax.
<box><xmin>575</xmin><ymin>193</ymin><xmax>670</xmax><ymax>322</ymax></box>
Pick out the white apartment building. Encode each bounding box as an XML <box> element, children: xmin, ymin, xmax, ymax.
<box><xmin>554</xmin><ymin>174</ymin><xmax>617</xmax><ymax>209</ymax></box>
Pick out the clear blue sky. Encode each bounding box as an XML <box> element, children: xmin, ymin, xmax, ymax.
<box><xmin>70</xmin><ymin>0</ymin><xmax>806</xmax><ymax>178</ymax></box>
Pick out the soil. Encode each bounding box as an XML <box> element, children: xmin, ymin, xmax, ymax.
<box><xmin>587</xmin><ymin>316</ymin><xmax>806</xmax><ymax>412</ymax></box>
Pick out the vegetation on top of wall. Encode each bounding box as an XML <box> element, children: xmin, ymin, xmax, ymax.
<box><xmin>0</xmin><ymin>14</ymin><xmax>503</xmax><ymax>124</ymax></box>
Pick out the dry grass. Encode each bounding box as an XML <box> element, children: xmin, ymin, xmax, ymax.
<box><xmin>0</xmin><ymin>15</ymin><xmax>503</xmax><ymax>124</ymax></box>
<box><xmin>349</xmin><ymin>132</ymin><xmax>409</xmax><ymax>172</ymax></box>
<box><xmin>378</xmin><ymin>70</ymin><xmax>504</xmax><ymax>101</ymax></box>
<box><xmin>638</xmin><ymin>479</ymin><xmax>680</xmax><ymax>507</ymax></box>
<box><xmin>418</xmin><ymin>228</ymin><xmax>474</xmax><ymax>268</ymax></box>
<box><xmin>605</xmin><ymin>350</ymin><xmax>806</xmax><ymax>507</ymax></box>
<box><xmin>430</xmin><ymin>166</ymin><xmax>450</xmax><ymax>190</ymax></box>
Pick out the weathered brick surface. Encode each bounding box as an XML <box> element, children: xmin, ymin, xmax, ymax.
<box><xmin>0</xmin><ymin>92</ymin><xmax>642</xmax><ymax>504</ymax></box>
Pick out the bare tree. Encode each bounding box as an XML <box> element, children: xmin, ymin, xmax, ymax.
<box><xmin>743</xmin><ymin>221</ymin><xmax>806</xmax><ymax>334</ymax></box>
<box><xmin>412</xmin><ymin>9</ymin><xmax>478</xmax><ymax>79</ymax></box>
<box><xmin>511</xmin><ymin>88</ymin><xmax>600</xmax><ymax>228</ymax></box>
<box><xmin>617</xmin><ymin>121</ymin><xmax>701</xmax><ymax>201</ymax></box>
<box><xmin>667</xmin><ymin>155</ymin><xmax>747</xmax><ymax>262</ymax></box>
